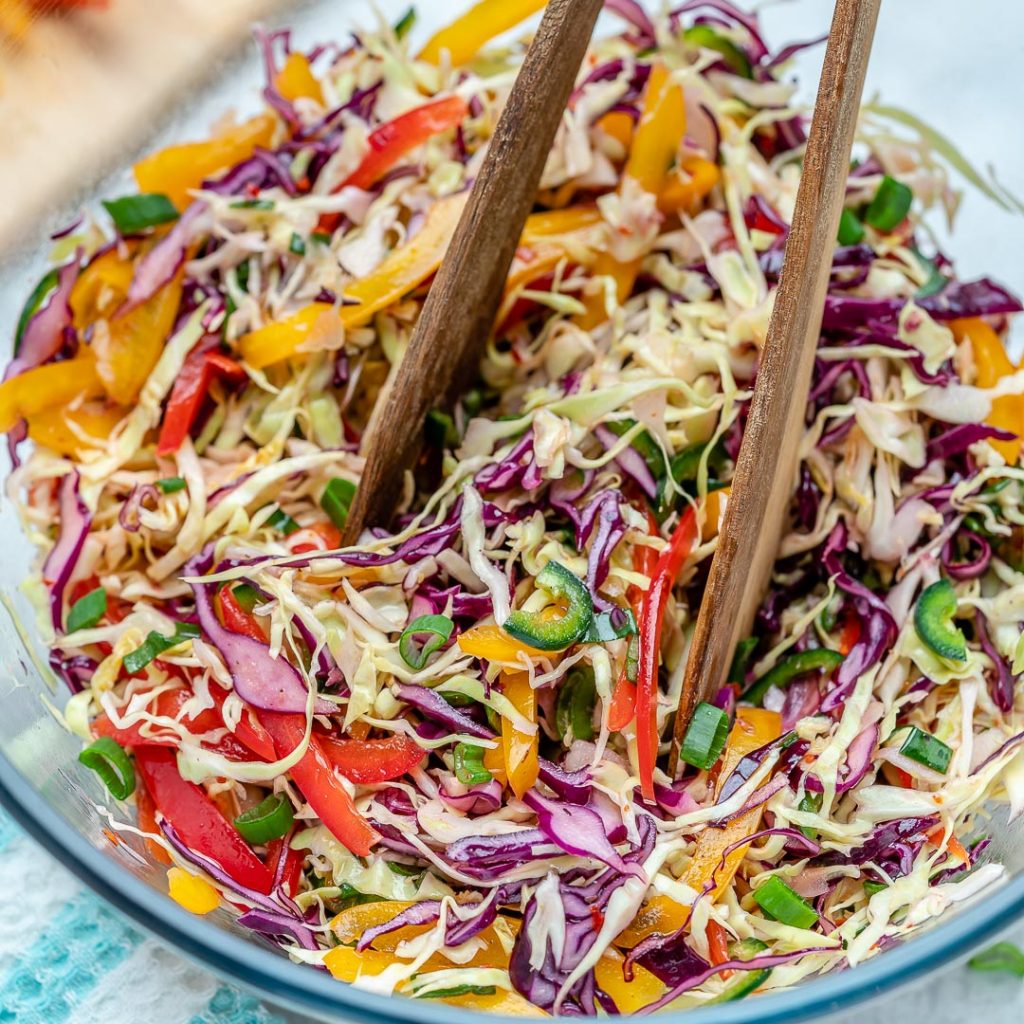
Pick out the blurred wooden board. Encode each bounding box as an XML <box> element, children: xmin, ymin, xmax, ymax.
<box><xmin>0</xmin><ymin>0</ymin><xmax>297</xmax><ymax>250</ymax></box>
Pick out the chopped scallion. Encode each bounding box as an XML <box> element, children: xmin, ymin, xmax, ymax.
<box><xmin>102</xmin><ymin>193</ymin><xmax>179</xmax><ymax>234</ymax></box>
<box><xmin>234</xmin><ymin>794</ymin><xmax>294</xmax><ymax>845</ymax></box>
<box><xmin>393</xmin><ymin>5</ymin><xmax>417</xmax><ymax>39</ymax></box>
<box><xmin>79</xmin><ymin>737</ymin><xmax>135</xmax><ymax>800</ymax></box>
<box><xmin>289</xmin><ymin>232</ymin><xmax>306</xmax><ymax>256</ymax></box>
<box><xmin>679</xmin><ymin>701</ymin><xmax>729</xmax><ymax>770</ymax></box>
<box><xmin>752</xmin><ymin>876</ymin><xmax>819</xmax><ymax>929</ymax></box>
<box><xmin>123</xmin><ymin>623</ymin><xmax>200</xmax><ymax>674</ymax></box>
<box><xmin>66</xmin><ymin>587</ymin><xmax>107</xmax><ymax>633</ymax></box>
<box><xmin>157</xmin><ymin>476</ymin><xmax>187</xmax><ymax>494</ymax></box>
<box><xmin>321</xmin><ymin>477</ymin><xmax>357</xmax><ymax>530</ymax></box>
<box><xmin>556</xmin><ymin>666</ymin><xmax>597</xmax><ymax>742</ymax></box>
<box><xmin>898</xmin><ymin>725</ymin><xmax>952</xmax><ymax>774</ymax></box>
<box><xmin>266</xmin><ymin>507</ymin><xmax>300</xmax><ymax>535</ymax></box>
<box><xmin>398</xmin><ymin>614</ymin><xmax>454</xmax><ymax>670</ymax></box>
<box><xmin>453</xmin><ymin>743</ymin><xmax>491</xmax><ymax>786</ymax></box>
<box><xmin>865</xmin><ymin>175</ymin><xmax>913</xmax><ymax>232</ymax></box>
<box><xmin>837</xmin><ymin>208</ymin><xmax>865</xmax><ymax>246</ymax></box>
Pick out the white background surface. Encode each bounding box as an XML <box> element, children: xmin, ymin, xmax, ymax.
<box><xmin>2</xmin><ymin>0</ymin><xmax>1023</xmax><ymax>1020</ymax></box>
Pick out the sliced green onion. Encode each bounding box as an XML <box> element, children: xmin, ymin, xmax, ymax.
<box><xmin>66</xmin><ymin>587</ymin><xmax>107</xmax><ymax>633</ymax></box>
<box><xmin>79</xmin><ymin>737</ymin><xmax>135</xmax><ymax>799</ymax></box>
<box><xmin>123</xmin><ymin>623</ymin><xmax>200</xmax><ymax>674</ymax></box>
<box><xmin>102</xmin><ymin>193</ymin><xmax>179</xmax><ymax>234</ymax></box>
<box><xmin>556</xmin><ymin>666</ymin><xmax>597</xmax><ymax>742</ymax></box>
<box><xmin>311</xmin><ymin>230</ymin><xmax>332</xmax><ymax>246</ymax></box>
<box><xmin>398</xmin><ymin>614</ymin><xmax>454</xmax><ymax>670</ymax></box>
<box><xmin>585</xmin><ymin>608</ymin><xmax>637</xmax><ymax>643</ymax></box>
<box><xmin>416</xmin><ymin>985</ymin><xmax>497</xmax><ymax>1000</ymax></box>
<box><xmin>603</xmin><ymin>418</ymin><xmax>664</xmax><ymax>478</ymax></box>
<box><xmin>797</xmin><ymin>791</ymin><xmax>823</xmax><ymax>840</ymax></box>
<box><xmin>968</xmin><ymin>942</ymin><xmax>1024</xmax><ymax>976</ymax></box>
<box><xmin>865</xmin><ymin>175</ymin><xmax>913</xmax><ymax>232</ymax></box>
<box><xmin>837</xmin><ymin>208</ymin><xmax>865</xmax><ymax>246</ymax></box>
<box><xmin>743</xmin><ymin>648</ymin><xmax>844</xmax><ymax>705</ymax></box>
<box><xmin>679</xmin><ymin>701</ymin><xmax>729</xmax><ymax>770</ymax></box>
<box><xmin>266</xmin><ymin>507</ymin><xmax>300</xmax><ymax>535</ymax></box>
<box><xmin>393</xmin><ymin>5</ymin><xmax>417</xmax><ymax>40</ymax></box>
<box><xmin>230</xmin><ymin>198</ymin><xmax>275</xmax><ymax>210</ymax></box>
<box><xmin>231</xmin><ymin>583</ymin><xmax>260</xmax><ymax>614</ymax></box>
<box><xmin>14</xmin><ymin>268</ymin><xmax>59</xmax><ymax>353</ymax></box>
<box><xmin>898</xmin><ymin>725</ymin><xmax>952</xmax><ymax>774</ymax></box>
<box><xmin>863</xmin><ymin>880</ymin><xmax>886</xmax><ymax>897</ymax></box>
<box><xmin>440</xmin><ymin>690</ymin><xmax>476</xmax><ymax>708</ymax></box>
<box><xmin>157</xmin><ymin>476</ymin><xmax>187</xmax><ymax>494</ymax></box>
<box><xmin>321</xmin><ymin>477</ymin><xmax>357</xmax><ymax>530</ymax></box>
<box><xmin>683</xmin><ymin>23</ymin><xmax>753</xmax><ymax>78</ymax></box>
<box><xmin>289</xmin><ymin>232</ymin><xmax>306</xmax><ymax>256</ymax></box>
<box><xmin>708</xmin><ymin>938</ymin><xmax>771</xmax><ymax>1004</ymax></box>
<box><xmin>752</xmin><ymin>876</ymin><xmax>819</xmax><ymax>929</ymax></box>
<box><xmin>234</xmin><ymin>794</ymin><xmax>294</xmax><ymax>845</ymax></box>
<box><xmin>504</xmin><ymin>561</ymin><xmax>593</xmax><ymax>652</ymax></box>
<box><xmin>453</xmin><ymin>743</ymin><xmax>492</xmax><ymax>786</ymax></box>
<box><xmin>913</xmin><ymin>249</ymin><xmax>947</xmax><ymax>298</ymax></box>
<box><xmin>332</xmin><ymin>882</ymin><xmax>383</xmax><ymax>912</ymax></box>
<box><xmin>914</xmin><ymin>579</ymin><xmax>966</xmax><ymax>662</ymax></box>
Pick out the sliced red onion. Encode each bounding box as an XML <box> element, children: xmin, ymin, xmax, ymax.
<box><xmin>651</xmin><ymin>782</ymin><xmax>699</xmax><ymax>817</ymax></box>
<box><xmin>49</xmin><ymin>651</ymin><xmax>97</xmax><ymax>694</ymax></box>
<box><xmin>122</xmin><ymin>203</ymin><xmax>208</xmax><ymax>313</ymax></box>
<box><xmin>439</xmin><ymin>777</ymin><xmax>503</xmax><ymax>814</ymax></box>
<box><xmin>50</xmin><ymin>214</ymin><xmax>84</xmax><ymax>240</ymax></box>
<box><xmin>780</xmin><ymin>675</ymin><xmax>822</xmax><ymax>732</ymax></box>
<box><xmin>6</xmin><ymin>256</ymin><xmax>79</xmax><ymax>382</ymax></box>
<box><xmin>816</xmin><ymin>816</ymin><xmax>937</xmax><ymax>868</ymax></box>
<box><xmin>393</xmin><ymin>683</ymin><xmax>494</xmax><ymax>740</ymax></box>
<box><xmin>595</xmin><ymin>424</ymin><xmax>658</xmax><ymax>498</ymax></box>
<box><xmin>523</xmin><ymin>789</ymin><xmax>639</xmax><ymax>876</ymax></box>
<box><xmin>714</xmin><ymin>772</ymin><xmax>789</xmax><ymax>823</ymax></box>
<box><xmin>718</xmin><ymin>827</ymin><xmax>821</xmax><ymax>873</ymax></box>
<box><xmin>941</xmin><ymin>529</ymin><xmax>992</xmax><ymax>581</ymax></box>
<box><xmin>356</xmin><ymin>899</ymin><xmax>442</xmax><ymax>951</ymax></box>
<box><xmin>184</xmin><ymin>548</ymin><xmax>333</xmax><ymax>714</ymax></box>
<box><xmin>550</xmin><ymin>468</ymin><xmax>594</xmax><ymax>538</ymax></box>
<box><xmin>118</xmin><ymin>483</ymin><xmax>160</xmax><ymax>533</ymax></box>
<box><xmin>971</xmin><ymin>728</ymin><xmax>1024</xmax><ymax>775</ymax></box>
<box><xmin>579</xmin><ymin>490</ymin><xmax>627</xmax><ymax>608</ymax></box>
<box><xmin>671</xmin><ymin>1</ymin><xmax>771</xmax><ymax>61</ymax></box>
<box><xmin>43</xmin><ymin>471</ymin><xmax>91</xmax><ymax>632</ymax></box>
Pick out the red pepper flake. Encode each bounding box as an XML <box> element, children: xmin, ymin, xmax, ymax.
<box><xmin>245</xmin><ymin>182</ymin><xmax>260</xmax><ymax>198</ymax></box>
<box><xmin>589</xmin><ymin>906</ymin><xmax>605</xmax><ymax>931</ymax></box>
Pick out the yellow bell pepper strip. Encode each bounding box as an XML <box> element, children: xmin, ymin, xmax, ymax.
<box><xmin>636</xmin><ymin>505</ymin><xmax>698</xmax><ymax>801</ymax></box>
<box><xmin>595</xmin><ymin>945</ymin><xmax>666</xmax><ymax>1013</ymax></box>
<box><xmin>597</xmin><ymin>110</ymin><xmax>636</xmax><ymax>149</ymax></box>
<box><xmin>501</xmin><ymin>670</ymin><xmax>539</xmax><ymax>798</ymax></box>
<box><xmin>616</xmin><ymin>707</ymin><xmax>782</xmax><ymax>948</ymax></box>
<box><xmin>70</xmin><ymin>248</ymin><xmax>136</xmax><ymax>329</ymax></box>
<box><xmin>418</xmin><ymin>0</ymin><xmax>548</xmax><ymax>67</ymax></box>
<box><xmin>274</xmin><ymin>52</ymin><xmax>324</xmax><ymax>104</ymax></box>
<box><xmin>577</xmin><ymin>64</ymin><xmax>686</xmax><ymax>329</ymax></box>
<box><xmin>658</xmin><ymin>155</ymin><xmax>721</xmax><ymax>216</ymax></box>
<box><xmin>521</xmin><ymin>206</ymin><xmax>603</xmax><ymax>242</ymax></box>
<box><xmin>93</xmin><ymin>270</ymin><xmax>184</xmax><ymax>405</ymax></box>
<box><xmin>0</xmin><ymin>354</ymin><xmax>105</xmax><ymax>434</ymax></box>
<box><xmin>166</xmin><ymin>866</ymin><xmax>220</xmax><ymax>915</ymax></box>
<box><xmin>458</xmin><ymin>622</ymin><xmax>547</xmax><ymax>663</ymax></box>
<box><xmin>239</xmin><ymin>194</ymin><xmax>467</xmax><ymax>370</ymax></box>
<box><xmin>26</xmin><ymin>404</ymin><xmax>126</xmax><ymax>458</ymax></box>
<box><xmin>953</xmin><ymin>317</ymin><xmax>1023</xmax><ymax>464</ymax></box>
<box><xmin>134</xmin><ymin>114</ymin><xmax>277</xmax><ymax>210</ymax></box>
<box><xmin>701</xmin><ymin>486</ymin><xmax>729</xmax><ymax>543</ymax></box>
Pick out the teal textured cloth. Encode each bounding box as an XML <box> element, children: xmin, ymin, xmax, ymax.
<box><xmin>0</xmin><ymin>810</ymin><xmax>288</xmax><ymax>1024</ymax></box>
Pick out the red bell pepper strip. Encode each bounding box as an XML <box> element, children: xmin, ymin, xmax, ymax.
<box><xmin>258</xmin><ymin>712</ymin><xmax>380</xmax><ymax>857</ymax></box>
<box><xmin>636</xmin><ymin>505</ymin><xmax>698</xmax><ymax>800</ymax></box>
<box><xmin>135</xmin><ymin>774</ymin><xmax>172</xmax><ymax>866</ymax></box>
<box><xmin>318</xmin><ymin>733</ymin><xmax>425</xmax><ymax>784</ymax></box>
<box><xmin>288</xmin><ymin>521</ymin><xmax>342</xmax><ymax>554</ymax></box>
<box><xmin>607</xmin><ymin>516</ymin><xmax>660</xmax><ymax>733</ymax></box>
<box><xmin>207</xmin><ymin>683</ymin><xmax>277</xmax><ymax>762</ymax></box>
<box><xmin>93</xmin><ymin>686</ymin><xmax>222</xmax><ymax>748</ymax></box>
<box><xmin>266</xmin><ymin>832</ymin><xmax>305</xmax><ymax>896</ymax></box>
<box><xmin>217</xmin><ymin>585</ymin><xmax>267</xmax><ymax>643</ymax></box>
<box><xmin>156</xmin><ymin>346</ymin><xmax>246</xmax><ymax>456</ymax></box>
<box><xmin>318</xmin><ymin>95</ymin><xmax>468</xmax><ymax>233</ymax></box>
<box><xmin>134</xmin><ymin>746</ymin><xmax>274</xmax><ymax>893</ymax></box>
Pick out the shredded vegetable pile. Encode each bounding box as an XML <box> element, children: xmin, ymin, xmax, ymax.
<box><xmin>6</xmin><ymin>0</ymin><xmax>1024</xmax><ymax>1015</ymax></box>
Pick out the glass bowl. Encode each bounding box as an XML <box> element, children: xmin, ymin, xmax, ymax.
<box><xmin>1</xmin><ymin>1</ymin><xmax>1022</xmax><ymax>1020</ymax></box>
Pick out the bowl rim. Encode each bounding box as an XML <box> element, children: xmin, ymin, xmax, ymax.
<box><xmin>2</xmin><ymin>746</ymin><xmax>1022</xmax><ymax>1024</ymax></box>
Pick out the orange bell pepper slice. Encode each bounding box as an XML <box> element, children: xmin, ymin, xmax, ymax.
<box><xmin>578</xmin><ymin>64</ymin><xmax>686</xmax><ymax>329</ymax></box>
<box><xmin>616</xmin><ymin>707</ymin><xmax>782</xmax><ymax>947</ymax></box>
<box><xmin>93</xmin><ymin>271</ymin><xmax>184</xmax><ymax>405</ymax></box>
<box><xmin>0</xmin><ymin>353</ymin><xmax>105</xmax><ymax>434</ymax></box>
<box><xmin>275</xmin><ymin>52</ymin><xmax>323</xmax><ymax>104</ymax></box>
<box><xmin>658</xmin><ymin>155</ymin><xmax>721</xmax><ymax>215</ymax></box>
<box><xmin>26</xmin><ymin>403</ymin><xmax>125</xmax><ymax>457</ymax></box>
<box><xmin>597</xmin><ymin>110</ymin><xmax>635</xmax><ymax>149</ymax></box>
<box><xmin>457</xmin><ymin>623</ymin><xmax>547</xmax><ymax>663</ymax></box>
<box><xmin>418</xmin><ymin>0</ymin><xmax>548</xmax><ymax>66</ymax></box>
<box><xmin>134</xmin><ymin>114</ymin><xmax>277</xmax><ymax>210</ymax></box>
<box><xmin>239</xmin><ymin>194</ymin><xmax>467</xmax><ymax>369</ymax></box>
<box><xmin>501</xmin><ymin>669</ymin><xmax>539</xmax><ymax>798</ymax></box>
<box><xmin>953</xmin><ymin>317</ymin><xmax>1023</xmax><ymax>464</ymax></box>
<box><xmin>70</xmin><ymin>248</ymin><xmax>136</xmax><ymax>329</ymax></box>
